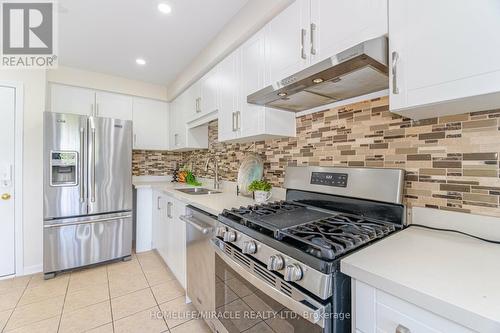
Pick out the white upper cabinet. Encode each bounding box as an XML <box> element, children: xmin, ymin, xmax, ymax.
<box><xmin>389</xmin><ymin>0</ymin><xmax>500</xmax><ymax>119</ymax></box>
<box><xmin>95</xmin><ymin>91</ymin><xmax>133</xmax><ymax>120</ymax></box>
<box><xmin>49</xmin><ymin>83</ymin><xmax>95</xmax><ymax>116</ymax></box>
<box><xmin>267</xmin><ymin>0</ymin><xmax>310</xmax><ymax>83</ymax></box>
<box><xmin>217</xmin><ymin>50</ymin><xmax>240</xmax><ymax>142</ymax></box>
<box><xmin>199</xmin><ymin>68</ymin><xmax>219</xmax><ymax>115</ymax></box>
<box><xmin>132</xmin><ymin>98</ymin><xmax>169</xmax><ymax>151</ymax></box>
<box><xmin>310</xmin><ymin>0</ymin><xmax>388</xmax><ymax>65</ymax></box>
<box><xmin>169</xmin><ymin>90</ymin><xmax>208</xmax><ymax>151</ymax></box>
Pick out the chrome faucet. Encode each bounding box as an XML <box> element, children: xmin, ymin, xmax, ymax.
<box><xmin>205</xmin><ymin>157</ymin><xmax>220</xmax><ymax>190</ymax></box>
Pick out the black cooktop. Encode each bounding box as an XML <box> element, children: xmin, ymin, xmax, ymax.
<box><xmin>220</xmin><ymin>200</ymin><xmax>399</xmax><ymax>262</ymax></box>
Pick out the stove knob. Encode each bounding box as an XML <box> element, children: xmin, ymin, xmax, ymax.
<box><xmin>215</xmin><ymin>227</ymin><xmax>226</xmax><ymax>238</ymax></box>
<box><xmin>267</xmin><ymin>255</ymin><xmax>284</xmax><ymax>271</ymax></box>
<box><xmin>223</xmin><ymin>230</ymin><xmax>237</xmax><ymax>242</ymax></box>
<box><xmin>284</xmin><ymin>264</ymin><xmax>303</xmax><ymax>282</ymax></box>
<box><xmin>242</xmin><ymin>241</ymin><xmax>257</xmax><ymax>254</ymax></box>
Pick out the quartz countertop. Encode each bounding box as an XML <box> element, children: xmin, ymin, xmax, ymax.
<box><xmin>133</xmin><ymin>176</ymin><xmax>285</xmax><ymax>216</ymax></box>
<box><xmin>341</xmin><ymin>208</ymin><xmax>500</xmax><ymax>333</ymax></box>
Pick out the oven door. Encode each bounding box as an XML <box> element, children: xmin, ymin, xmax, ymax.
<box><xmin>211</xmin><ymin>238</ymin><xmax>331</xmax><ymax>333</ymax></box>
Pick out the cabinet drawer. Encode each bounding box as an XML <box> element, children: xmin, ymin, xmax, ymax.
<box><xmin>376</xmin><ymin>291</ymin><xmax>473</xmax><ymax>333</ymax></box>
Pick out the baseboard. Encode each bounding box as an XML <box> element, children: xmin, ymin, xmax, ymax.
<box><xmin>22</xmin><ymin>263</ymin><xmax>43</xmax><ymax>276</ymax></box>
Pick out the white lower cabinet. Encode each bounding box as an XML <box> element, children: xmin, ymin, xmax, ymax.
<box><xmin>353</xmin><ymin>280</ymin><xmax>474</xmax><ymax>333</ymax></box>
<box><xmin>152</xmin><ymin>190</ymin><xmax>187</xmax><ymax>289</ymax></box>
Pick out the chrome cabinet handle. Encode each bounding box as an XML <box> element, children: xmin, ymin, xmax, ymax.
<box><xmin>157</xmin><ymin>196</ymin><xmax>161</xmax><ymax>210</ymax></box>
<box><xmin>396</xmin><ymin>324</ymin><xmax>411</xmax><ymax>333</ymax></box>
<box><xmin>236</xmin><ymin>111</ymin><xmax>241</xmax><ymax>130</ymax></box>
<box><xmin>310</xmin><ymin>23</ymin><xmax>316</xmax><ymax>55</ymax></box>
<box><xmin>174</xmin><ymin>133</ymin><xmax>178</xmax><ymax>146</ymax></box>
<box><xmin>166</xmin><ymin>202</ymin><xmax>173</xmax><ymax>219</ymax></box>
<box><xmin>90</xmin><ymin>128</ymin><xmax>96</xmax><ymax>203</ymax></box>
<box><xmin>231</xmin><ymin>112</ymin><xmax>236</xmax><ymax>132</ymax></box>
<box><xmin>79</xmin><ymin>128</ymin><xmax>85</xmax><ymax>203</ymax></box>
<box><xmin>301</xmin><ymin>28</ymin><xmax>307</xmax><ymax>59</ymax></box>
<box><xmin>392</xmin><ymin>51</ymin><xmax>400</xmax><ymax>94</ymax></box>
<box><xmin>180</xmin><ymin>215</ymin><xmax>213</xmax><ymax>234</ymax></box>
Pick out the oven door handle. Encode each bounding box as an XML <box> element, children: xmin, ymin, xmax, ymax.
<box><xmin>211</xmin><ymin>239</ymin><xmax>326</xmax><ymax>328</ymax></box>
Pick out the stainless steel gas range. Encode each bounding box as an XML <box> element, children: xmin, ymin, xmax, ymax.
<box><xmin>211</xmin><ymin>166</ymin><xmax>405</xmax><ymax>333</ymax></box>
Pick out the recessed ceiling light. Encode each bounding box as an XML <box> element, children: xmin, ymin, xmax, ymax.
<box><xmin>136</xmin><ymin>58</ymin><xmax>146</xmax><ymax>65</ymax></box>
<box><xmin>278</xmin><ymin>92</ymin><xmax>287</xmax><ymax>97</ymax></box>
<box><xmin>312</xmin><ymin>78</ymin><xmax>324</xmax><ymax>84</ymax></box>
<box><xmin>158</xmin><ymin>3</ymin><xmax>172</xmax><ymax>14</ymax></box>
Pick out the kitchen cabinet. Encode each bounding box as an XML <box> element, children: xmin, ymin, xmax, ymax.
<box><xmin>49</xmin><ymin>83</ymin><xmax>96</xmax><ymax>116</ymax></box>
<box><xmin>266</xmin><ymin>0</ymin><xmax>387</xmax><ymax>83</ymax></box>
<box><xmin>169</xmin><ymin>91</ymin><xmax>209</xmax><ymax>151</ymax></box>
<box><xmin>353</xmin><ymin>280</ymin><xmax>474</xmax><ymax>333</ymax></box>
<box><xmin>95</xmin><ymin>91</ymin><xmax>133</xmax><ymax>120</ymax></box>
<box><xmin>152</xmin><ymin>191</ymin><xmax>187</xmax><ymax>288</ymax></box>
<box><xmin>217</xmin><ymin>50</ymin><xmax>240</xmax><ymax>142</ymax></box>
<box><xmin>199</xmin><ymin>68</ymin><xmax>219</xmax><ymax>116</ymax></box>
<box><xmin>310</xmin><ymin>0</ymin><xmax>387</xmax><ymax>65</ymax></box>
<box><xmin>389</xmin><ymin>0</ymin><xmax>500</xmax><ymax>119</ymax></box>
<box><xmin>217</xmin><ymin>27</ymin><xmax>296</xmax><ymax>143</ymax></box>
<box><xmin>266</xmin><ymin>0</ymin><xmax>309</xmax><ymax>83</ymax></box>
<box><xmin>132</xmin><ymin>97</ymin><xmax>169</xmax><ymax>150</ymax></box>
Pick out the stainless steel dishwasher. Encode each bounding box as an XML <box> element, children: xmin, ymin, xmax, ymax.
<box><xmin>180</xmin><ymin>206</ymin><xmax>217</xmax><ymax>318</ymax></box>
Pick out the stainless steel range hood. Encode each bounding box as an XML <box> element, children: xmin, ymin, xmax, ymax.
<box><xmin>247</xmin><ymin>37</ymin><xmax>388</xmax><ymax>112</ymax></box>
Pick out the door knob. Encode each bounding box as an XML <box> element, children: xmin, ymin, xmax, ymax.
<box><xmin>1</xmin><ymin>193</ymin><xmax>11</xmax><ymax>200</ymax></box>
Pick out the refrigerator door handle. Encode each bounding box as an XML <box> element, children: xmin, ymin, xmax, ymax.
<box><xmin>79</xmin><ymin>128</ymin><xmax>85</xmax><ymax>203</ymax></box>
<box><xmin>90</xmin><ymin>127</ymin><xmax>96</xmax><ymax>203</ymax></box>
<box><xmin>44</xmin><ymin>214</ymin><xmax>132</xmax><ymax>228</ymax></box>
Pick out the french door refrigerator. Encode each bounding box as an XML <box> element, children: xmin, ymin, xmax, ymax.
<box><xmin>43</xmin><ymin>112</ymin><xmax>133</xmax><ymax>278</ymax></box>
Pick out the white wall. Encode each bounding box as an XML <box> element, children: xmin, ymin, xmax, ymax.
<box><xmin>0</xmin><ymin>69</ymin><xmax>47</xmax><ymax>274</ymax></box>
<box><xmin>47</xmin><ymin>66</ymin><xmax>168</xmax><ymax>101</ymax></box>
<box><xmin>166</xmin><ymin>0</ymin><xmax>293</xmax><ymax>100</ymax></box>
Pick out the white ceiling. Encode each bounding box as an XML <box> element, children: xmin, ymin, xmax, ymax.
<box><xmin>57</xmin><ymin>0</ymin><xmax>248</xmax><ymax>86</ymax></box>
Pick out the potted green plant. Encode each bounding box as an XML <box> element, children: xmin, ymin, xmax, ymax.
<box><xmin>248</xmin><ymin>179</ymin><xmax>272</xmax><ymax>203</ymax></box>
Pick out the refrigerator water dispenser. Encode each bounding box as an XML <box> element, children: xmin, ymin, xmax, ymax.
<box><xmin>50</xmin><ymin>151</ymin><xmax>78</xmax><ymax>186</ymax></box>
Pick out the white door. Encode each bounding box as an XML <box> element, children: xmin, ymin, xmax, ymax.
<box><xmin>199</xmin><ymin>69</ymin><xmax>219</xmax><ymax>116</ymax></box>
<box><xmin>389</xmin><ymin>0</ymin><xmax>500</xmax><ymax>111</ymax></box>
<box><xmin>267</xmin><ymin>0</ymin><xmax>310</xmax><ymax>83</ymax></box>
<box><xmin>240</xmin><ymin>28</ymin><xmax>266</xmax><ymax>137</ymax></box>
<box><xmin>132</xmin><ymin>98</ymin><xmax>169</xmax><ymax>150</ymax></box>
<box><xmin>95</xmin><ymin>91</ymin><xmax>133</xmax><ymax>120</ymax></box>
<box><xmin>217</xmin><ymin>50</ymin><xmax>240</xmax><ymax>142</ymax></box>
<box><xmin>310</xmin><ymin>0</ymin><xmax>388</xmax><ymax>65</ymax></box>
<box><xmin>50</xmin><ymin>83</ymin><xmax>95</xmax><ymax>116</ymax></box>
<box><xmin>0</xmin><ymin>86</ymin><xmax>16</xmax><ymax>277</ymax></box>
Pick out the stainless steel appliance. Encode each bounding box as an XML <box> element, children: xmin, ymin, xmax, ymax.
<box><xmin>247</xmin><ymin>37</ymin><xmax>388</xmax><ymax>112</ymax></box>
<box><xmin>182</xmin><ymin>206</ymin><xmax>217</xmax><ymax>319</ymax></box>
<box><xmin>43</xmin><ymin>112</ymin><xmax>133</xmax><ymax>278</ymax></box>
<box><xmin>212</xmin><ymin>166</ymin><xmax>405</xmax><ymax>333</ymax></box>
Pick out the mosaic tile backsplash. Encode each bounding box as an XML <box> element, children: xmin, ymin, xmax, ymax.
<box><xmin>133</xmin><ymin>96</ymin><xmax>500</xmax><ymax>217</ymax></box>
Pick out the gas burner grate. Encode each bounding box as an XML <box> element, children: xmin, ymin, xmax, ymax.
<box><xmin>229</xmin><ymin>201</ymin><xmax>304</xmax><ymax>216</ymax></box>
<box><xmin>279</xmin><ymin>214</ymin><xmax>397</xmax><ymax>260</ymax></box>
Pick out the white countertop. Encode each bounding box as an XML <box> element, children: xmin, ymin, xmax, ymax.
<box><xmin>133</xmin><ymin>176</ymin><xmax>285</xmax><ymax>216</ymax></box>
<box><xmin>341</xmin><ymin>221</ymin><xmax>500</xmax><ymax>332</ymax></box>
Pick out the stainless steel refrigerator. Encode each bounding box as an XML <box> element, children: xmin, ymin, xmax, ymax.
<box><xmin>43</xmin><ymin>112</ymin><xmax>133</xmax><ymax>278</ymax></box>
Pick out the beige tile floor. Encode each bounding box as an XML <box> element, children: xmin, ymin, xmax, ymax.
<box><xmin>0</xmin><ymin>251</ymin><xmax>211</xmax><ymax>333</ymax></box>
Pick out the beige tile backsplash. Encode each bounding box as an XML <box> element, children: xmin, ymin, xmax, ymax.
<box><xmin>133</xmin><ymin>96</ymin><xmax>500</xmax><ymax>217</ymax></box>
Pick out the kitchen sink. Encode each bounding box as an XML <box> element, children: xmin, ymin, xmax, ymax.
<box><xmin>176</xmin><ymin>188</ymin><xmax>221</xmax><ymax>195</ymax></box>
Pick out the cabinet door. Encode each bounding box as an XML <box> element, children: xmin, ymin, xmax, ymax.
<box><xmin>267</xmin><ymin>0</ymin><xmax>310</xmax><ymax>83</ymax></box>
<box><xmin>155</xmin><ymin>193</ymin><xmax>169</xmax><ymax>262</ymax></box>
<box><xmin>132</xmin><ymin>98</ymin><xmax>169</xmax><ymax>150</ymax></box>
<box><xmin>310</xmin><ymin>0</ymin><xmax>388</xmax><ymax>65</ymax></box>
<box><xmin>95</xmin><ymin>91</ymin><xmax>133</xmax><ymax>120</ymax></box>
<box><xmin>389</xmin><ymin>0</ymin><xmax>500</xmax><ymax>112</ymax></box>
<box><xmin>171</xmin><ymin>199</ymin><xmax>187</xmax><ymax>288</ymax></box>
<box><xmin>50</xmin><ymin>84</ymin><xmax>95</xmax><ymax>116</ymax></box>
<box><xmin>184</xmin><ymin>83</ymin><xmax>200</xmax><ymax>120</ymax></box>
<box><xmin>199</xmin><ymin>68</ymin><xmax>219</xmax><ymax>116</ymax></box>
<box><xmin>169</xmin><ymin>95</ymin><xmax>186</xmax><ymax>149</ymax></box>
<box><xmin>218</xmin><ymin>50</ymin><xmax>240</xmax><ymax>142</ymax></box>
<box><xmin>240</xmin><ymin>28</ymin><xmax>266</xmax><ymax>137</ymax></box>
